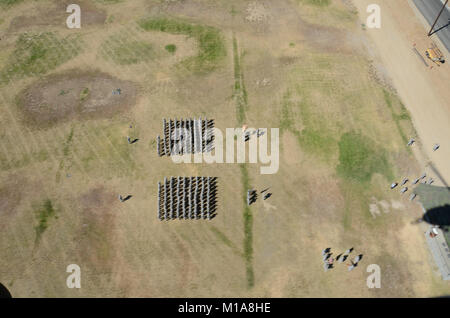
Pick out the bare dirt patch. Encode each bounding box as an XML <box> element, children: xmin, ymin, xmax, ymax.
<box><xmin>0</xmin><ymin>174</ymin><xmax>24</xmax><ymax>228</ymax></box>
<box><xmin>245</xmin><ymin>1</ymin><xmax>272</xmax><ymax>23</ymax></box>
<box><xmin>299</xmin><ymin>19</ymin><xmax>355</xmax><ymax>54</ymax></box>
<box><xmin>78</xmin><ymin>186</ymin><xmax>117</xmax><ymax>271</ymax></box>
<box><xmin>17</xmin><ymin>70</ymin><xmax>137</xmax><ymax>128</ymax></box>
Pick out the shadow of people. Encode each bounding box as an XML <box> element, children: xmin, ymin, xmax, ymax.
<box><xmin>423</xmin><ymin>204</ymin><xmax>450</xmax><ymax>226</ymax></box>
<box><xmin>0</xmin><ymin>283</ymin><xmax>12</xmax><ymax>298</ymax></box>
<box><xmin>122</xmin><ymin>195</ymin><xmax>133</xmax><ymax>202</ymax></box>
<box><xmin>130</xmin><ymin>138</ymin><xmax>139</xmax><ymax>144</ymax></box>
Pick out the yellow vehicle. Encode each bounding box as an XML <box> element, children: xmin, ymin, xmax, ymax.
<box><xmin>425</xmin><ymin>43</ymin><xmax>445</xmax><ymax>65</ymax></box>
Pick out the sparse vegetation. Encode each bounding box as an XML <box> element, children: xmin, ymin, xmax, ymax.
<box><xmin>16</xmin><ymin>71</ymin><xmax>137</xmax><ymax>128</ymax></box>
<box><xmin>210</xmin><ymin>226</ymin><xmax>242</xmax><ymax>257</ymax></box>
<box><xmin>383</xmin><ymin>89</ymin><xmax>413</xmax><ymax>145</ymax></box>
<box><xmin>165</xmin><ymin>44</ymin><xmax>177</xmax><ymax>53</ymax></box>
<box><xmin>280</xmin><ymin>89</ymin><xmax>337</xmax><ymax>159</ymax></box>
<box><xmin>139</xmin><ymin>17</ymin><xmax>226</xmax><ymax>72</ymax></box>
<box><xmin>0</xmin><ymin>32</ymin><xmax>82</xmax><ymax>84</ymax></box>
<box><xmin>63</xmin><ymin>127</ymin><xmax>74</xmax><ymax>157</ymax></box>
<box><xmin>337</xmin><ymin>131</ymin><xmax>392</xmax><ymax>182</ymax></box>
<box><xmin>0</xmin><ymin>0</ymin><xmax>22</xmax><ymax>6</ymax></box>
<box><xmin>101</xmin><ymin>35</ymin><xmax>154</xmax><ymax>65</ymax></box>
<box><xmin>0</xmin><ymin>150</ymin><xmax>49</xmax><ymax>171</ymax></box>
<box><xmin>300</xmin><ymin>0</ymin><xmax>331</xmax><ymax>7</ymax></box>
<box><xmin>0</xmin><ymin>0</ymin><xmax>446</xmax><ymax>298</ymax></box>
<box><xmin>233</xmin><ymin>36</ymin><xmax>247</xmax><ymax>124</ymax></box>
<box><xmin>297</xmin><ymin>128</ymin><xmax>335</xmax><ymax>156</ymax></box>
<box><xmin>240</xmin><ymin>164</ymin><xmax>254</xmax><ymax>289</ymax></box>
<box><xmin>34</xmin><ymin>199</ymin><xmax>56</xmax><ymax>242</ymax></box>
<box><xmin>80</xmin><ymin>88</ymin><xmax>90</xmax><ymax>101</ymax></box>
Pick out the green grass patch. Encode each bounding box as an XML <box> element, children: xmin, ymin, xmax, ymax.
<box><xmin>337</xmin><ymin>131</ymin><xmax>392</xmax><ymax>182</ymax></box>
<box><xmin>34</xmin><ymin>199</ymin><xmax>56</xmax><ymax>242</ymax></box>
<box><xmin>232</xmin><ymin>36</ymin><xmax>247</xmax><ymax>125</ymax></box>
<box><xmin>240</xmin><ymin>164</ymin><xmax>254</xmax><ymax>289</ymax></box>
<box><xmin>383</xmin><ymin>89</ymin><xmax>412</xmax><ymax>145</ymax></box>
<box><xmin>63</xmin><ymin>127</ymin><xmax>74</xmax><ymax>157</ymax></box>
<box><xmin>100</xmin><ymin>35</ymin><xmax>154</xmax><ymax>65</ymax></box>
<box><xmin>297</xmin><ymin>128</ymin><xmax>336</xmax><ymax>157</ymax></box>
<box><xmin>280</xmin><ymin>90</ymin><xmax>295</xmax><ymax>132</ymax></box>
<box><xmin>232</xmin><ymin>35</ymin><xmax>253</xmax><ymax>288</ymax></box>
<box><xmin>230</xmin><ymin>6</ymin><xmax>239</xmax><ymax>17</ymax></box>
<box><xmin>80</xmin><ymin>88</ymin><xmax>90</xmax><ymax>102</ymax></box>
<box><xmin>300</xmin><ymin>0</ymin><xmax>331</xmax><ymax>7</ymax></box>
<box><xmin>139</xmin><ymin>17</ymin><xmax>226</xmax><ymax>72</ymax></box>
<box><xmin>105</xmin><ymin>15</ymin><xmax>115</xmax><ymax>24</ymax></box>
<box><xmin>164</xmin><ymin>44</ymin><xmax>177</xmax><ymax>53</ymax></box>
<box><xmin>0</xmin><ymin>32</ymin><xmax>82</xmax><ymax>84</ymax></box>
<box><xmin>0</xmin><ymin>0</ymin><xmax>22</xmax><ymax>6</ymax></box>
<box><xmin>280</xmin><ymin>88</ymin><xmax>338</xmax><ymax>160</ymax></box>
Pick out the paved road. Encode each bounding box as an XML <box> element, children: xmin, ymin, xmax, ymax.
<box><xmin>425</xmin><ymin>226</ymin><xmax>450</xmax><ymax>280</ymax></box>
<box><xmin>413</xmin><ymin>0</ymin><xmax>450</xmax><ymax>52</ymax></box>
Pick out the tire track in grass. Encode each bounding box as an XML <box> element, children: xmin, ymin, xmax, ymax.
<box><xmin>232</xmin><ymin>34</ymin><xmax>254</xmax><ymax>289</ymax></box>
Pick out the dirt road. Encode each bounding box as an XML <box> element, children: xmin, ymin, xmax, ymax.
<box><xmin>354</xmin><ymin>0</ymin><xmax>450</xmax><ymax>186</ymax></box>
<box><xmin>413</xmin><ymin>0</ymin><xmax>450</xmax><ymax>52</ymax></box>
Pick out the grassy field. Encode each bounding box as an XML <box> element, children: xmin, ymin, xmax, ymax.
<box><xmin>0</xmin><ymin>32</ymin><xmax>83</xmax><ymax>84</ymax></box>
<box><xmin>139</xmin><ymin>16</ymin><xmax>226</xmax><ymax>72</ymax></box>
<box><xmin>0</xmin><ymin>0</ymin><xmax>449</xmax><ymax>297</ymax></box>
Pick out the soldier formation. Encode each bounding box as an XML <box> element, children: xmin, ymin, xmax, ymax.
<box><xmin>156</xmin><ymin>118</ymin><xmax>215</xmax><ymax>156</ymax></box>
<box><xmin>157</xmin><ymin>176</ymin><xmax>218</xmax><ymax>221</ymax></box>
